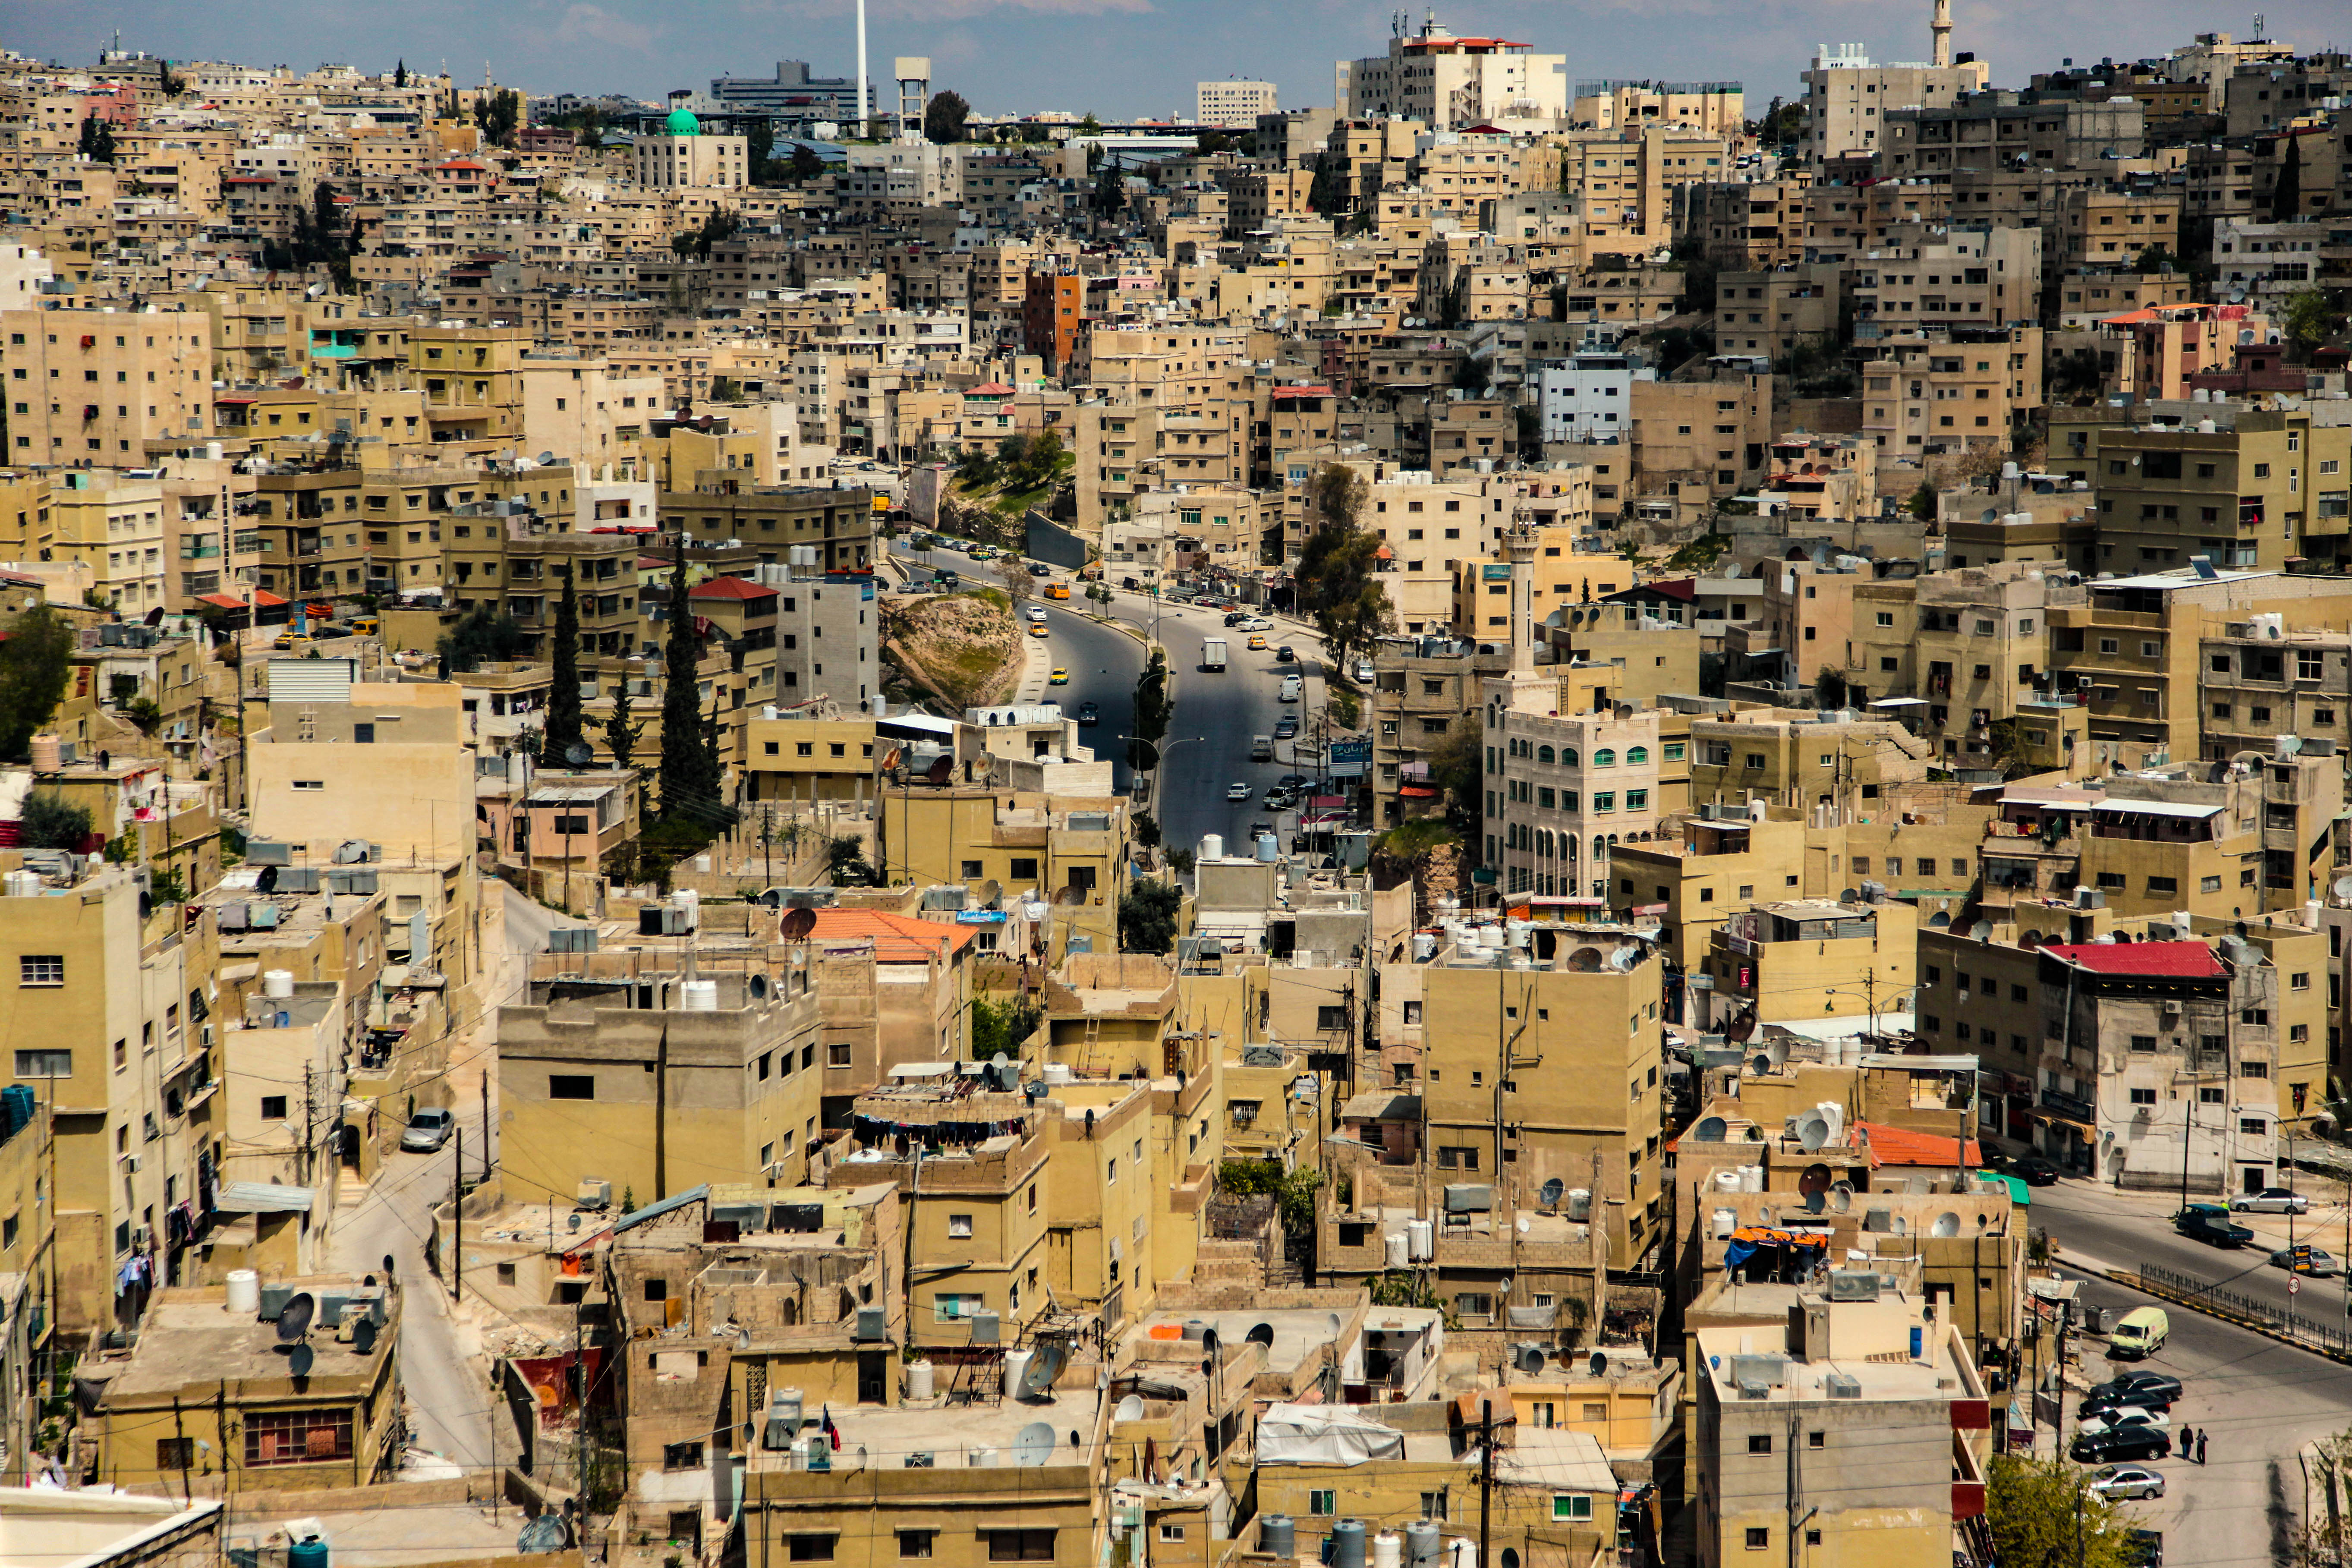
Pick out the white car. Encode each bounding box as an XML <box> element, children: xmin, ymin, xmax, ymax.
<box><xmin>1226</xmin><ymin>782</ymin><xmax>1253</xmax><ymax>802</ymax></box>
<box><xmin>2087</xmin><ymin>1465</ymin><xmax>2165</xmax><ymax>1502</ymax></box>
<box><xmin>2078</xmin><ymin>1406</ymin><xmax>2169</xmax><ymax>1438</ymax></box>
<box><xmin>2231</xmin><ymin>1187</ymin><xmax>2309</xmax><ymax>1214</ymax></box>
<box><xmin>1240</xmin><ymin>617</ymin><xmax>1273</xmax><ymax>632</ymax></box>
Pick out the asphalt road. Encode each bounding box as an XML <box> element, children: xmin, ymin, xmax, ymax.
<box><xmin>2059</xmin><ymin>1272</ymin><xmax>2352</xmax><ymax>1567</ymax></box>
<box><xmin>2030</xmin><ymin>1176</ymin><xmax>2352</xmax><ymax>1330</ymax></box>
<box><xmin>886</xmin><ymin>537</ymin><xmax>1336</xmax><ymax>858</ymax></box>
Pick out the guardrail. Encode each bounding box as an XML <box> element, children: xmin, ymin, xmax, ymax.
<box><xmin>2135</xmin><ymin>1261</ymin><xmax>2352</xmax><ymax>1356</ymax></box>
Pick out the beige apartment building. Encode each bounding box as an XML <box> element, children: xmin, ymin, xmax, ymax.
<box><xmin>1799</xmin><ymin>44</ymin><xmax>1989</xmax><ymax>163</ymax></box>
<box><xmin>1</xmin><ymin>303</ymin><xmax>212</xmax><ymax>461</ymax></box>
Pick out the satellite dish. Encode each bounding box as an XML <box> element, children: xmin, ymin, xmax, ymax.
<box><xmin>881</xmin><ymin>747</ymin><xmax>903</xmax><ymax>772</ymax></box>
<box><xmin>926</xmin><ymin>754</ymin><xmax>954</xmax><ymax>786</ymax></box>
<box><xmin>332</xmin><ymin>839</ymin><xmax>369</xmax><ymax>864</ymax></box>
<box><xmin>1931</xmin><ymin>1211</ymin><xmax>1962</xmax><ymax>1237</ymax></box>
<box><xmin>1693</xmin><ymin>1116</ymin><xmax>1727</xmax><ymax>1143</ymax></box>
<box><xmin>1797</xmin><ymin>1115</ymin><xmax>1829</xmax><ymax>1152</ymax></box>
<box><xmin>1537</xmin><ymin>1177</ymin><xmax>1565</xmax><ymax>1209</ymax></box>
<box><xmin>275</xmin><ymin>1293</ymin><xmax>316</xmax><ymax>1343</ymax></box>
<box><xmin>1023</xmin><ymin>1343</ymin><xmax>1068</xmax><ymax>1397</ymax></box>
<box><xmin>1721</xmin><ymin>560</ymin><xmax>1743</xmax><ymax>578</ymax></box>
<box><xmin>1831</xmin><ymin>1183</ymin><xmax>1853</xmax><ymax>1213</ymax></box>
<box><xmin>2334</xmin><ymin>875</ymin><xmax>2352</xmax><ymax>902</ymax></box>
<box><xmin>518</xmin><ymin>1515</ymin><xmax>569</xmax><ymax>1554</ymax></box>
<box><xmin>979</xmin><ymin>878</ymin><xmax>1004</xmax><ymax>907</ymax></box>
<box><xmin>287</xmin><ymin>1342</ymin><xmax>315</xmax><ymax>1377</ymax></box>
<box><xmin>1114</xmin><ymin>1395</ymin><xmax>1146</xmax><ymax>1423</ymax></box>
<box><xmin>1013</xmin><ymin>1420</ymin><xmax>1056</xmax><ymax>1467</ymax></box>
<box><xmin>1725</xmin><ymin>1008</ymin><xmax>1758</xmax><ymax>1045</ymax></box>
<box><xmin>780</xmin><ymin>907</ymin><xmax>818</xmax><ymax>941</ymax></box>
<box><xmin>1750</xmin><ymin>1054</ymin><xmax>1772</xmax><ymax>1076</ymax></box>
<box><xmin>1247</xmin><ymin>1322</ymin><xmax>1275</xmax><ymax>1348</ymax></box>
<box><xmin>255</xmin><ymin>864</ymin><xmax>280</xmax><ymax>893</ymax></box>
<box><xmin>564</xmin><ymin>742</ymin><xmax>593</xmax><ymax>768</ymax></box>
<box><xmin>1588</xmin><ymin>1352</ymin><xmax>1607</xmax><ymax>1376</ymax></box>
<box><xmin>352</xmin><ymin>1317</ymin><xmax>378</xmax><ymax>1354</ymax></box>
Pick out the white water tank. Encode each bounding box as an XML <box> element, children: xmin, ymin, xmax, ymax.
<box><xmin>263</xmin><ymin>969</ymin><xmax>294</xmax><ymax>999</ymax></box>
<box><xmin>1565</xmin><ymin>1187</ymin><xmax>1591</xmax><ymax>1222</ymax></box>
<box><xmin>1711</xmin><ymin>1207</ymin><xmax>1736</xmax><ymax>1239</ymax></box>
<box><xmin>907</xmin><ymin>1361</ymin><xmax>935</xmax><ymax>1401</ymax></box>
<box><xmin>1739</xmin><ymin>1165</ymin><xmax>1764</xmax><ymax>1193</ymax></box>
<box><xmin>1713</xmin><ymin>1169</ymin><xmax>1741</xmax><ymax>1192</ymax></box>
<box><xmin>1002</xmin><ymin>1349</ymin><xmax>1033</xmax><ymax>1398</ymax></box>
<box><xmin>1505</xmin><ymin>919</ymin><xmax>1530</xmax><ymax>949</ymax></box>
<box><xmin>1373</xmin><ymin>1532</ymin><xmax>1403</xmax><ymax>1568</ymax></box>
<box><xmin>1445</xmin><ymin>1538</ymin><xmax>1477</xmax><ymax>1568</ymax></box>
<box><xmin>225</xmin><ymin>1269</ymin><xmax>260</xmax><ymax>1315</ymax></box>
<box><xmin>675</xmin><ymin>888</ymin><xmax>701</xmax><ymax>926</ymax></box>
<box><xmin>1042</xmin><ymin>1062</ymin><xmax>1075</xmax><ymax>1086</ymax></box>
<box><xmin>1412</xmin><ymin>931</ymin><xmax>1437</xmax><ymax>962</ymax></box>
<box><xmin>1406</xmin><ymin>1218</ymin><xmax>1434</xmax><ymax>1261</ymax></box>
<box><xmin>1201</xmin><ymin>834</ymin><xmax>1225</xmax><ymax>862</ymax></box>
<box><xmin>28</xmin><ymin>734</ymin><xmax>58</xmax><ymax>772</ymax></box>
<box><xmin>3</xmin><ymin>870</ymin><xmax>39</xmax><ymax>898</ymax></box>
<box><xmin>970</xmin><ymin>1445</ymin><xmax>996</xmax><ymax>1467</ymax></box>
<box><xmin>1385</xmin><ymin>1231</ymin><xmax>1409</xmax><ymax>1268</ymax></box>
<box><xmin>1255</xmin><ymin>834</ymin><xmax>1278</xmax><ymax>863</ymax></box>
<box><xmin>681</xmin><ymin>979</ymin><xmax>720</xmax><ymax>1012</ymax></box>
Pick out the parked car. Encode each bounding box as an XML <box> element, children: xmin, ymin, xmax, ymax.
<box><xmin>2271</xmin><ymin>1245</ymin><xmax>2340</xmax><ymax>1277</ymax></box>
<box><xmin>1241</xmin><ymin>617</ymin><xmax>1273</xmax><ymax>632</ymax></box>
<box><xmin>1227</xmin><ymin>782</ymin><xmax>1253</xmax><ymax>802</ymax></box>
<box><xmin>2232</xmin><ymin>1187</ymin><xmax>2309</xmax><ymax>1214</ymax></box>
<box><xmin>1028</xmin><ymin>562</ymin><xmax>1052</xmax><ymax>577</ymax></box>
<box><xmin>1225</xmin><ymin>611</ymin><xmax>1250</xmax><ymax>627</ymax></box>
<box><xmin>2174</xmin><ymin>1203</ymin><xmax>2254</xmax><ymax>1248</ymax></box>
<box><xmin>1275</xmin><ymin>716</ymin><xmax>1300</xmax><ymax>738</ymax></box>
<box><xmin>402</xmin><ymin>1107</ymin><xmax>456</xmax><ymax>1153</ymax></box>
<box><xmin>2124</xmin><ymin>1528</ymin><xmax>2164</xmax><ymax>1567</ymax></box>
<box><xmin>272</xmin><ymin>632</ymin><xmax>315</xmax><ymax>651</ymax></box>
<box><xmin>2009</xmin><ymin>1155</ymin><xmax>2062</xmax><ymax>1186</ymax></box>
<box><xmin>1075</xmin><ymin>702</ymin><xmax>1099</xmax><ymax>726</ymax></box>
<box><xmin>1248</xmin><ymin>821</ymin><xmax>1274</xmax><ymax>840</ymax></box>
<box><xmin>2082</xmin><ymin>1372</ymin><xmax>2181</xmax><ymax>1413</ymax></box>
<box><xmin>1277</xmin><ymin>774</ymin><xmax>1315</xmax><ymax>791</ymax></box>
<box><xmin>2086</xmin><ymin>1465</ymin><xmax>2166</xmax><ymax>1501</ymax></box>
<box><xmin>2078</xmin><ymin>1404</ymin><xmax>2169</xmax><ymax>1437</ymax></box>
<box><xmin>2071</xmin><ymin>1427</ymin><xmax>2170</xmax><ymax>1464</ymax></box>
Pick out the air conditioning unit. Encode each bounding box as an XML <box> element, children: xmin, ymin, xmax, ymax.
<box><xmin>969</xmin><ymin>1310</ymin><xmax>1001</xmax><ymax>1344</ymax></box>
<box><xmin>575</xmin><ymin>1179</ymin><xmax>611</xmax><ymax>1210</ymax></box>
<box><xmin>854</xmin><ymin>1307</ymin><xmax>888</xmax><ymax>1341</ymax></box>
<box><xmin>131</xmin><ymin>1225</ymin><xmax>151</xmax><ymax>1249</ymax></box>
<box><xmin>1825</xmin><ymin>1373</ymin><xmax>1863</xmax><ymax>1400</ymax></box>
<box><xmin>122</xmin><ymin>1155</ymin><xmax>141</xmax><ymax>1173</ymax></box>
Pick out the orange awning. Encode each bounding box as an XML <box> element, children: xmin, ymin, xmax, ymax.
<box><xmin>1853</xmin><ymin>1120</ymin><xmax>1980</xmax><ymax>1169</ymax></box>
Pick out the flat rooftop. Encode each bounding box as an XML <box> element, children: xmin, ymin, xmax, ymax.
<box><xmin>100</xmin><ymin>1283</ymin><xmax>389</xmax><ymax>1399</ymax></box>
<box><xmin>231</xmin><ymin>1501</ymin><xmax>521</xmax><ymax>1566</ymax></box>
<box><xmin>814</xmin><ymin>1387</ymin><xmax>1099</xmax><ymax>1470</ymax></box>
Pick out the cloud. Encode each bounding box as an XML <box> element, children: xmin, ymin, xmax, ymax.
<box><xmin>553</xmin><ymin>2</ymin><xmax>656</xmax><ymax>50</ymax></box>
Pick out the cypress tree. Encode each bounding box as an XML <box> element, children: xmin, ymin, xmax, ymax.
<box><xmin>658</xmin><ymin>539</ymin><xmax>717</xmax><ymax>821</ymax></box>
<box><xmin>542</xmin><ymin>563</ymin><xmax>583</xmax><ymax>765</ymax></box>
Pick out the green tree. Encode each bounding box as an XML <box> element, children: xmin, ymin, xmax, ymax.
<box><xmin>2270</xmin><ymin>132</ymin><xmax>2304</xmax><ymax>223</ymax></box>
<box><xmin>1118</xmin><ymin>878</ymin><xmax>1182</xmax><ymax>952</ymax></box>
<box><xmin>2282</xmin><ymin>288</ymin><xmax>2342</xmax><ymax>357</ymax></box>
<box><xmin>472</xmin><ymin>87</ymin><xmax>522</xmax><ymax>148</ymax></box>
<box><xmin>1906</xmin><ymin>480</ymin><xmax>1938</xmax><ymax>521</ymax></box>
<box><xmin>1984</xmin><ymin>1454</ymin><xmax>2136</xmax><ymax>1568</ymax></box>
<box><xmin>1307</xmin><ymin>153</ymin><xmax>1345</xmax><ymax>217</ymax></box>
<box><xmin>0</xmin><ymin>607</ymin><xmax>74</xmax><ymax>762</ymax></box>
<box><xmin>1297</xmin><ymin>463</ymin><xmax>1394</xmax><ymax>671</ymax></box>
<box><xmin>77</xmin><ymin>117</ymin><xmax>117</xmax><ymax>164</ymax></box>
<box><xmin>972</xmin><ymin>992</ymin><xmax>1040</xmax><ymax>1059</ymax></box>
<box><xmin>543</xmin><ymin>564</ymin><xmax>585</xmax><ymax>765</ymax></box>
<box><xmin>1128</xmin><ymin>651</ymin><xmax>1171</xmax><ymax>773</ymax></box>
<box><xmin>789</xmin><ymin>143</ymin><xmax>826</xmax><ymax>184</ymax></box>
<box><xmin>658</xmin><ymin>540</ymin><xmax>722</xmax><ymax>824</ymax></box>
<box><xmin>1215</xmin><ymin>1159</ymin><xmax>1323</xmax><ymax>1242</ymax></box>
<box><xmin>18</xmin><ymin>792</ymin><xmax>91</xmax><ymax>850</ymax></box>
<box><xmin>436</xmin><ymin>602</ymin><xmax>528</xmax><ymax>674</ymax></box>
<box><xmin>1091</xmin><ymin>160</ymin><xmax>1127</xmax><ymax>218</ymax></box>
<box><xmin>1132</xmin><ymin>811</ymin><xmax>1162</xmax><ymax>850</ymax></box>
<box><xmin>1077</xmin><ymin>113</ymin><xmax>1102</xmax><ymax>136</ymax></box>
<box><xmin>825</xmin><ymin>834</ymin><xmax>874</xmax><ymax>886</ymax></box>
<box><xmin>1196</xmin><ymin>129</ymin><xmax>1233</xmax><ymax>154</ymax></box>
<box><xmin>604</xmin><ymin>668</ymin><xmax>644</xmax><ymax>773</ymax></box>
<box><xmin>924</xmin><ymin>90</ymin><xmax>971</xmax><ymax>145</ymax></box>
<box><xmin>1425</xmin><ymin>722</ymin><xmax>1481</xmax><ymax>840</ymax></box>
<box><xmin>394</xmin><ymin>60</ymin><xmax>407</xmax><ymax>89</ymax></box>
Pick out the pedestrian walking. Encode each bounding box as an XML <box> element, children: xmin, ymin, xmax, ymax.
<box><xmin>2197</xmin><ymin>1430</ymin><xmax>2208</xmax><ymax>1465</ymax></box>
<box><xmin>2178</xmin><ymin>1423</ymin><xmax>2195</xmax><ymax>1460</ymax></box>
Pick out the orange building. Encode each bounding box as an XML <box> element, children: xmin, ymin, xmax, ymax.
<box><xmin>1023</xmin><ymin>271</ymin><xmax>1086</xmax><ymax>374</ymax></box>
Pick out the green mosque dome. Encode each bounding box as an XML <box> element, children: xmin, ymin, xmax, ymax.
<box><xmin>664</xmin><ymin>106</ymin><xmax>700</xmax><ymax>136</ymax></box>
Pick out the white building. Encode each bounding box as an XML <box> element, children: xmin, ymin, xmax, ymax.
<box><xmin>1537</xmin><ymin>354</ymin><xmax>1653</xmax><ymax>444</ymax></box>
<box><xmin>1338</xmin><ymin>14</ymin><xmax>1568</xmax><ymax>132</ymax></box>
<box><xmin>1196</xmin><ymin>79</ymin><xmax>1278</xmax><ymax>126</ymax></box>
<box><xmin>1798</xmin><ymin>44</ymin><xmax>1987</xmax><ymax>164</ymax></box>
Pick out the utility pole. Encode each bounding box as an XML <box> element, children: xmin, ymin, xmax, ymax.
<box><xmin>481</xmin><ymin>1072</ymin><xmax>492</xmax><ymax>1183</ymax></box>
<box><xmin>452</xmin><ymin>1126</ymin><xmax>463</xmax><ymax>1303</ymax></box>
<box><xmin>300</xmin><ymin>1064</ymin><xmax>314</xmax><ymax>1184</ymax></box>
<box><xmin>1477</xmin><ymin>1400</ymin><xmax>1492</xmax><ymax>1568</ymax></box>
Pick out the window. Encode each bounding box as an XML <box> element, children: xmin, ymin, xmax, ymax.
<box><xmin>948</xmin><ymin>1214</ymin><xmax>974</xmax><ymax>1239</ymax></box>
<box><xmin>2241</xmin><ymin>1118</ymin><xmax>2268</xmax><ymax>1137</ymax></box>
<box><xmin>1551</xmin><ymin>1496</ymin><xmax>1592</xmax><ymax>1522</ymax></box>
<box><xmin>1317</xmin><ymin>1004</ymin><xmax>1348</xmax><ymax>1030</ymax></box>
<box><xmin>1747</xmin><ymin>1530</ymin><xmax>1770</xmax><ymax>1551</ymax></box>
<box><xmin>261</xmin><ymin>1095</ymin><xmax>288</xmax><ymax>1120</ymax></box>
<box><xmin>245</xmin><ymin>1409</ymin><xmax>353</xmax><ymax>1465</ymax></box>
<box><xmin>935</xmin><ymin>1293</ymin><xmax>985</xmax><ymax>1322</ymax></box>
<box><xmin>1158</xmin><ymin>1527</ymin><xmax>1187</xmax><ymax>1544</ymax></box>
<box><xmin>1309</xmin><ymin>1491</ymin><xmax>1337</xmax><ymax>1517</ymax></box>
<box><xmin>549</xmin><ymin>1075</ymin><xmax>595</xmax><ymax>1099</ymax></box>
<box><xmin>1808</xmin><ymin>1431</ymin><xmax>1825</xmax><ymax>1449</ymax></box>
<box><xmin>2129</xmin><ymin>1088</ymin><xmax>2157</xmax><ymax>1105</ymax></box>
<box><xmin>155</xmin><ymin>1437</ymin><xmax>194</xmax><ymax>1470</ymax></box>
<box><xmin>1748</xmin><ymin>1433</ymin><xmax>1773</xmax><ymax>1454</ymax></box>
<box><xmin>989</xmin><ymin>1532</ymin><xmax>1057</xmax><ymax>1562</ymax></box>
<box><xmin>18</xmin><ymin>955</ymin><xmax>62</xmax><ymax>987</ymax></box>
<box><xmin>2128</xmin><ymin>1035</ymin><xmax>2157</xmax><ymax>1053</ymax></box>
<box><xmin>13</xmin><ymin>1049</ymin><xmax>68</xmax><ymax>1077</ymax></box>
<box><xmin>1454</xmin><ymin>1292</ymin><xmax>1495</xmax><ymax>1317</ymax></box>
<box><xmin>787</xmin><ymin>1537</ymin><xmax>836</xmax><ymax>1562</ymax></box>
<box><xmin>899</xmin><ymin>1532</ymin><xmax>936</xmax><ymax>1559</ymax></box>
<box><xmin>1009</xmin><ymin>857</ymin><xmax>1039</xmax><ymax>880</ymax></box>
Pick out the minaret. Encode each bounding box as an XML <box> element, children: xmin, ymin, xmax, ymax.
<box><xmin>856</xmin><ymin>0</ymin><xmax>869</xmax><ymax>137</ymax></box>
<box><xmin>1507</xmin><ymin>519</ymin><xmax>1538</xmax><ymax>677</ymax></box>
<box><xmin>1930</xmin><ymin>0</ymin><xmax>1953</xmax><ymax>68</ymax></box>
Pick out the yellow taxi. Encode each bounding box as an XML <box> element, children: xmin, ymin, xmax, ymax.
<box><xmin>1029</xmin><ymin>621</ymin><xmax>1048</xmax><ymax>638</ymax></box>
<box><xmin>271</xmin><ymin>632</ymin><xmax>315</xmax><ymax>651</ymax></box>
<box><xmin>1247</xmin><ymin>634</ymin><xmax>1269</xmax><ymax>651</ymax></box>
<box><xmin>1049</xmin><ymin>667</ymin><xmax>1069</xmax><ymax>685</ymax></box>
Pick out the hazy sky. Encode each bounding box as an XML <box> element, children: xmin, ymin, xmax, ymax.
<box><xmin>15</xmin><ymin>0</ymin><xmax>2349</xmax><ymax>118</ymax></box>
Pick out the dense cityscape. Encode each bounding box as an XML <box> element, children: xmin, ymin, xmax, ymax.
<box><xmin>0</xmin><ymin>5</ymin><xmax>2348</xmax><ymax>1566</ymax></box>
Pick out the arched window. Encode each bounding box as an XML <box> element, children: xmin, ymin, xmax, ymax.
<box><xmin>1537</xmin><ymin>745</ymin><xmax>1555</xmax><ymax>764</ymax></box>
<box><xmin>1592</xmin><ymin>835</ymin><xmax>1607</xmax><ymax>862</ymax></box>
<box><xmin>1560</xmin><ymin>748</ymin><xmax>1579</xmax><ymax>767</ymax></box>
<box><xmin>1594</xmin><ymin>749</ymin><xmax>1616</xmax><ymax>767</ymax></box>
<box><xmin>1627</xmin><ymin>746</ymin><xmax>1649</xmax><ymax>765</ymax></box>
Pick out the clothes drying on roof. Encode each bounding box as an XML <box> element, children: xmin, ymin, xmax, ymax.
<box><xmin>1722</xmin><ymin>1225</ymin><xmax>1829</xmax><ymax>1273</ymax></box>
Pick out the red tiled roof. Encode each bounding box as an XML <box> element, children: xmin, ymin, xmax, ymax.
<box><xmin>964</xmin><ymin>381</ymin><xmax>1015</xmax><ymax>397</ymax></box>
<box><xmin>1854</xmin><ymin>1121</ymin><xmax>1980</xmax><ymax>1169</ymax></box>
<box><xmin>2039</xmin><ymin>941</ymin><xmax>2226</xmax><ymax>977</ymax></box>
<box><xmin>195</xmin><ymin>589</ymin><xmax>288</xmax><ymax>608</ymax></box>
<box><xmin>808</xmin><ymin>908</ymin><xmax>980</xmax><ymax>963</ymax></box>
<box><xmin>1271</xmin><ymin>384</ymin><xmax>1333</xmax><ymax>400</ymax></box>
<box><xmin>690</xmin><ymin>575</ymin><xmax>778</xmax><ymax>601</ymax></box>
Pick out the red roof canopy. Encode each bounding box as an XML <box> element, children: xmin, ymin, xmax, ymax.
<box><xmin>195</xmin><ymin>589</ymin><xmax>287</xmax><ymax>609</ymax></box>
<box><xmin>690</xmin><ymin>576</ymin><xmax>778</xmax><ymax>602</ymax></box>
<box><xmin>1855</xmin><ymin>1121</ymin><xmax>1980</xmax><ymax>1169</ymax></box>
<box><xmin>2039</xmin><ymin>941</ymin><xmax>2225</xmax><ymax>977</ymax></box>
<box><xmin>809</xmin><ymin>909</ymin><xmax>980</xmax><ymax>962</ymax></box>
